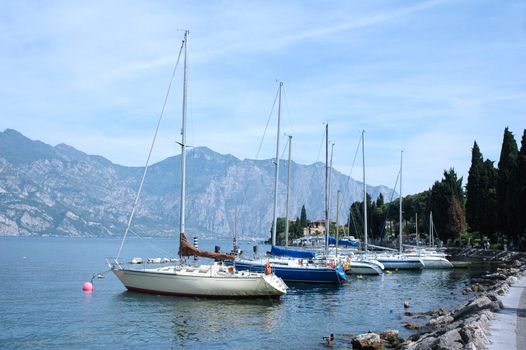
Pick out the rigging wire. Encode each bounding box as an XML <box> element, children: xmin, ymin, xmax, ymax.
<box><xmin>129</xmin><ymin>229</ymin><xmax>177</xmax><ymax>257</ymax></box>
<box><xmin>315</xmin><ymin>126</ymin><xmax>326</xmax><ymax>163</ymax></box>
<box><xmin>378</xmin><ymin>169</ymin><xmax>401</xmax><ymax>241</ymax></box>
<box><xmin>254</xmin><ymin>88</ymin><xmax>280</xmax><ymax>160</ymax></box>
<box><xmin>116</xmin><ymin>38</ymin><xmax>185</xmax><ymax>260</ymax></box>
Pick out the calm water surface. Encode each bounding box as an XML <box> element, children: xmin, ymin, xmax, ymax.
<box><xmin>0</xmin><ymin>237</ymin><xmax>487</xmax><ymax>349</ymax></box>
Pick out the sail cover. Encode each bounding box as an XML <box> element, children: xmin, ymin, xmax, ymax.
<box><xmin>179</xmin><ymin>233</ymin><xmax>235</xmax><ymax>261</ymax></box>
<box><xmin>270</xmin><ymin>245</ymin><xmax>315</xmax><ymax>259</ymax></box>
<box><xmin>328</xmin><ymin>236</ymin><xmax>360</xmax><ymax>247</ymax></box>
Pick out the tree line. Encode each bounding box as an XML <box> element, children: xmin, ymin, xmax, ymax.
<box><xmin>271</xmin><ymin>127</ymin><xmax>526</xmax><ymax>250</ymax></box>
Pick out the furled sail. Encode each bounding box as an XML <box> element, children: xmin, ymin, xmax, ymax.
<box><xmin>179</xmin><ymin>233</ymin><xmax>235</xmax><ymax>261</ymax></box>
<box><xmin>270</xmin><ymin>245</ymin><xmax>315</xmax><ymax>259</ymax></box>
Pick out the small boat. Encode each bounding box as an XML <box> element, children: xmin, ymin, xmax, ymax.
<box><xmin>110</xmin><ymin>31</ymin><xmax>287</xmax><ymax>299</ymax></box>
<box><xmin>131</xmin><ymin>257</ymin><xmax>143</xmax><ymax>264</ymax></box>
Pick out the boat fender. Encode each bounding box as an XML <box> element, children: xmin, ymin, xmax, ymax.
<box><xmin>344</xmin><ymin>257</ymin><xmax>351</xmax><ymax>271</ymax></box>
<box><xmin>328</xmin><ymin>259</ymin><xmax>335</xmax><ymax>269</ymax></box>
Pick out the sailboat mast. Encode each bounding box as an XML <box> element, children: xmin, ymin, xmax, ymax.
<box><xmin>271</xmin><ymin>82</ymin><xmax>283</xmax><ymax>247</ymax></box>
<box><xmin>284</xmin><ymin>135</ymin><xmax>292</xmax><ymax>247</ymax></box>
<box><xmin>179</xmin><ymin>30</ymin><xmax>189</xmax><ymax>258</ymax></box>
<box><xmin>329</xmin><ymin>142</ymin><xmax>334</xmax><ymax>234</ymax></box>
<box><xmin>429</xmin><ymin>211</ymin><xmax>434</xmax><ymax>247</ymax></box>
<box><xmin>362</xmin><ymin>130</ymin><xmax>368</xmax><ymax>253</ymax></box>
<box><xmin>324</xmin><ymin>124</ymin><xmax>329</xmax><ymax>254</ymax></box>
<box><xmin>399</xmin><ymin>150</ymin><xmax>403</xmax><ymax>254</ymax></box>
<box><xmin>416</xmin><ymin>212</ymin><xmax>419</xmax><ymax>248</ymax></box>
<box><xmin>336</xmin><ymin>190</ymin><xmax>340</xmax><ymax>256</ymax></box>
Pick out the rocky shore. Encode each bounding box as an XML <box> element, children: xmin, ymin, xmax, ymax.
<box><xmin>349</xmin><ymin>250</ymin><xmax>526</xmax><ymax>350</ymax></box>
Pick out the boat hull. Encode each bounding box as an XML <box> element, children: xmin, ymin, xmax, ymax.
<box><xmin>346</xmin><ymin>261</ymin><xmax>384</xmax><ymax>275</ymax></box>
<box><xmin>228</xmin><ymin>260</ymin><xmax>346</xmax><ymax>284</ymax></box>
<box><xmin>419</xmin><ymin>256</ymin><xmax>453</xmax><ymax>269</ymax></box>
<box><xmin>112</xmin><ymin>265</ymin><xmax>287</xmax><ymax>298</ymax></box>
<box><xmin>375</xmin><ymin>257</ymin><xmax>424</xmax><ymax>270</ymax></box>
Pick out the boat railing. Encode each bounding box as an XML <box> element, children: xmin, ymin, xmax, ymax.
<box><xmin>106</xmin><ymin>257</ymin><xmax>123</xmax><ymax>270</ymax></box>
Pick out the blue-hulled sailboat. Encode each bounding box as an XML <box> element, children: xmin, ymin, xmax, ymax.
<box><xmin>228</xmin><ymin>85</ymin><xmax>346</xmax><ymax>284</ymax></box>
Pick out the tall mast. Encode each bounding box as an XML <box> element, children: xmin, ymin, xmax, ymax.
<box><xmin>179</xmin><ymin>30</ymin><xmax>189</xmax><ymax>258</ymax></box>
<box><xmin>415</xmin><ymin>212</ymin><xmax>419</xmax><ymax>248</ymax></box>
<box><xmin>362</xmin><ymin>130</ymin><xmax>368</xmax><ymax>253</ymax></box>
<box><xmin>399</xmin><ymin>150</ymin><xmax>403</xmax><ymax>254</ymax></box>
<box><xmin>416</xmin><ymin>212</ymin><xmax>419</xmax><ymax>248</ymax></box>
<box><xmin>329</xmin><ymin>142</ymin><xmax>335</xmax><ymax>232</ymax></box>
<box><xmin>284</xmin><ymin>135</ymin><xmax>292</xmax><ymax>247</ymax></box>
<box><xmin>324</xmin><ymin>124</ymin><xmax>329</xmax><ymax>254</ymax></box>
<box><xmin>336</xmin><ymin>190</ymin><xmax>341</xmax><ymax>256</ymax></box>
<box><xmin>271</xmin><ymin>82</ymin><xmax>283</xmax><ymax>247</ymax></box>
<box><xmin>429</xmin><ymin>211</ymin><xmax>434</xmax><ymax>247</ymax></box>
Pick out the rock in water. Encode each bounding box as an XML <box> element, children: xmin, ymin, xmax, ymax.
<box><xmin>352</xmin><ymin>333</ymin><xmax>382</xmax><ymax>350</ymax></box>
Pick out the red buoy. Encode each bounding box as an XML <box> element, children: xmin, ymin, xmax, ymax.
<box><xmin>82</xmin><ymin>281</ymin><xmax>94</xmax><ymax>293</ymax></box>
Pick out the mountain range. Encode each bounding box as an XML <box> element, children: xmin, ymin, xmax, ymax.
<box><xmin>0</xmin><ymin>129</ymin><xmax>395</xmax><ymax>238</ymax></box>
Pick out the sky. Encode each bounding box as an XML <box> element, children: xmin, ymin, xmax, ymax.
<box><xmin>0</xmin><ymin>0</ymin><xmax>525</xmax><ymax>195</ymax></box>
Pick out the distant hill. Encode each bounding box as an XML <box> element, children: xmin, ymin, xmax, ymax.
<box><xmin>0</xmin><ymin>128</ymin><xmax>396</xmax><ymax>238</ymax></box>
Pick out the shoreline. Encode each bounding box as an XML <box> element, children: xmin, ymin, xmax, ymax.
<box><xmin>348</xmin><ymin>250</ymin><xmax>526</xmax><ymax>350</ymax></box>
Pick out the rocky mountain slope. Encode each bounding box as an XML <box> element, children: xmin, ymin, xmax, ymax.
<box><xmin>0</xmin><ymin>129</ymin><xmax>395</xmax><ymax>238</ymax></box>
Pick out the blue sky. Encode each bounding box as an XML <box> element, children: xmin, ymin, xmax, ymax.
<box><xmin>1</xmin><ymin>0</ymin><xmax>524</xmax><ymax>195</ymax></box>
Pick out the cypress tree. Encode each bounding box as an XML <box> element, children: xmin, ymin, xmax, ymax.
<box><xmin>497</xmin><ymin>127</ymin><xmax>519</xmax><ymax>240</ymax></box>
<box><xmin>299</xmin><ymin>205</ymin><xmax>308</xmax><ymax>229</ymax></box>
<box><xmin>377</xmin><ymin>193</ymin><xmax>384</xmax><ymax>207</ymax></box>
<box><xmin>479</xmin><ymin>159</ymin><xmax>498</xmax><ymax>241</ymax></box>
<box><xmin>466</xmin><ymin>142</ymin><xmax>483</xmax><ymax>233</ymax></box>
<box><xmin>508</xmin><ymin>129</ymin><xmax>526</xmax><ymax>249</ymax></box>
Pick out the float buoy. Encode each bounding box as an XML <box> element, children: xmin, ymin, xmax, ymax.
<box><xmin>82</xmin><ymin>281</ymin><xmax>94</xmax><ymax>293</ymax></box>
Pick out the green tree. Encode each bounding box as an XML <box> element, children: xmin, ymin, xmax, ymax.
<box><xmin>497</xmin><ymin>127</ymin><xmax>519</xmax><ymax>240</ymax></box>
<box><xmin>479</xmin><ymin>159</ymin><xmax>498</xmax><ymax>241</ymax></box>
<box><xmin>508</xmin><ymin>129</ymin><xmax>526</xmax><ymax>249</ymax></box>
<box><xmin>348</xmin><ymin>201</ymin><xmax>363</xmax><ymax>238</ymax></box>
<box><xmin>429</xmin><ymin>169</ymin><xmax>466</xmax><ymax>242</ymax></box>
<box><xmin>466</xmin><ymin>141</ymin><xmax>484</xmax><ymax>234</ymax></box>
<box><xmin>376</xmin><ymin>193</ymin><xmax>384</xmax><ymax>207</ymax></box>
<box><xmin>299</xmin><ymin>205</ymin><xmax>308</xmax><ymax>229</ymax></box>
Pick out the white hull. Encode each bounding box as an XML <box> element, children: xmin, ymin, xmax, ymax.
<box><xmin>347</xmin><ymin>261</ymin><xmax>384</xmax><ymax>275</ymax></box>
<box><xmin>418</xmin><ymin>256</ymin><xmax>453</xmax><ymax>269</ymax></box>
<box><xmin>374</xmin><ymin>255</ymin><xmax>424</xmax><ymax>270</ymax></box>
<box><xmin>112</xmin><ymin>262</ymin><xmax>287</xmax><ymax>298</ymax></box>
<box><xmin>403</xmin><ymin>250</ymin><xmax>453</xmax><ymax>269</ymax></box>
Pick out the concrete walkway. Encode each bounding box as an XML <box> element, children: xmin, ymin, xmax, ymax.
<box><xmin>488</xmin><ymin>274</ymin><xmax>526</xmax><ymax>350</ymax></box>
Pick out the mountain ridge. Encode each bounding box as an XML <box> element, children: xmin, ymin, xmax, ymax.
<box><xmin>0</xmin><ymin>128</ymin><xmax>396</xmax><ymax>238</ymax></box>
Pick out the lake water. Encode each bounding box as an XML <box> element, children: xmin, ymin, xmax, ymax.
<box><xmin>0</xmin><ymin>237</ymin><xmax>487</xmax><ymax>349</ymax></box>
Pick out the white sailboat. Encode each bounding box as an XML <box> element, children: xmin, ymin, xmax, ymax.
<box><xmin>373</xmin><ymin>151</ymin><xmax>424</xmax><ymax>270</ymax></box>
<box><xmin>340</xmin><ymin>131</ymin><xmax>384</xmax><ymax>275</ymax></box>
<box><xmin>403</xmin><ymin>212</ymin><xmax>453</xmax><ymax>269</ymax></box>
<box><xmin>109</xmin><ymin>31</ymin><xmax>287</xmax><ymax>298</ymax></box>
